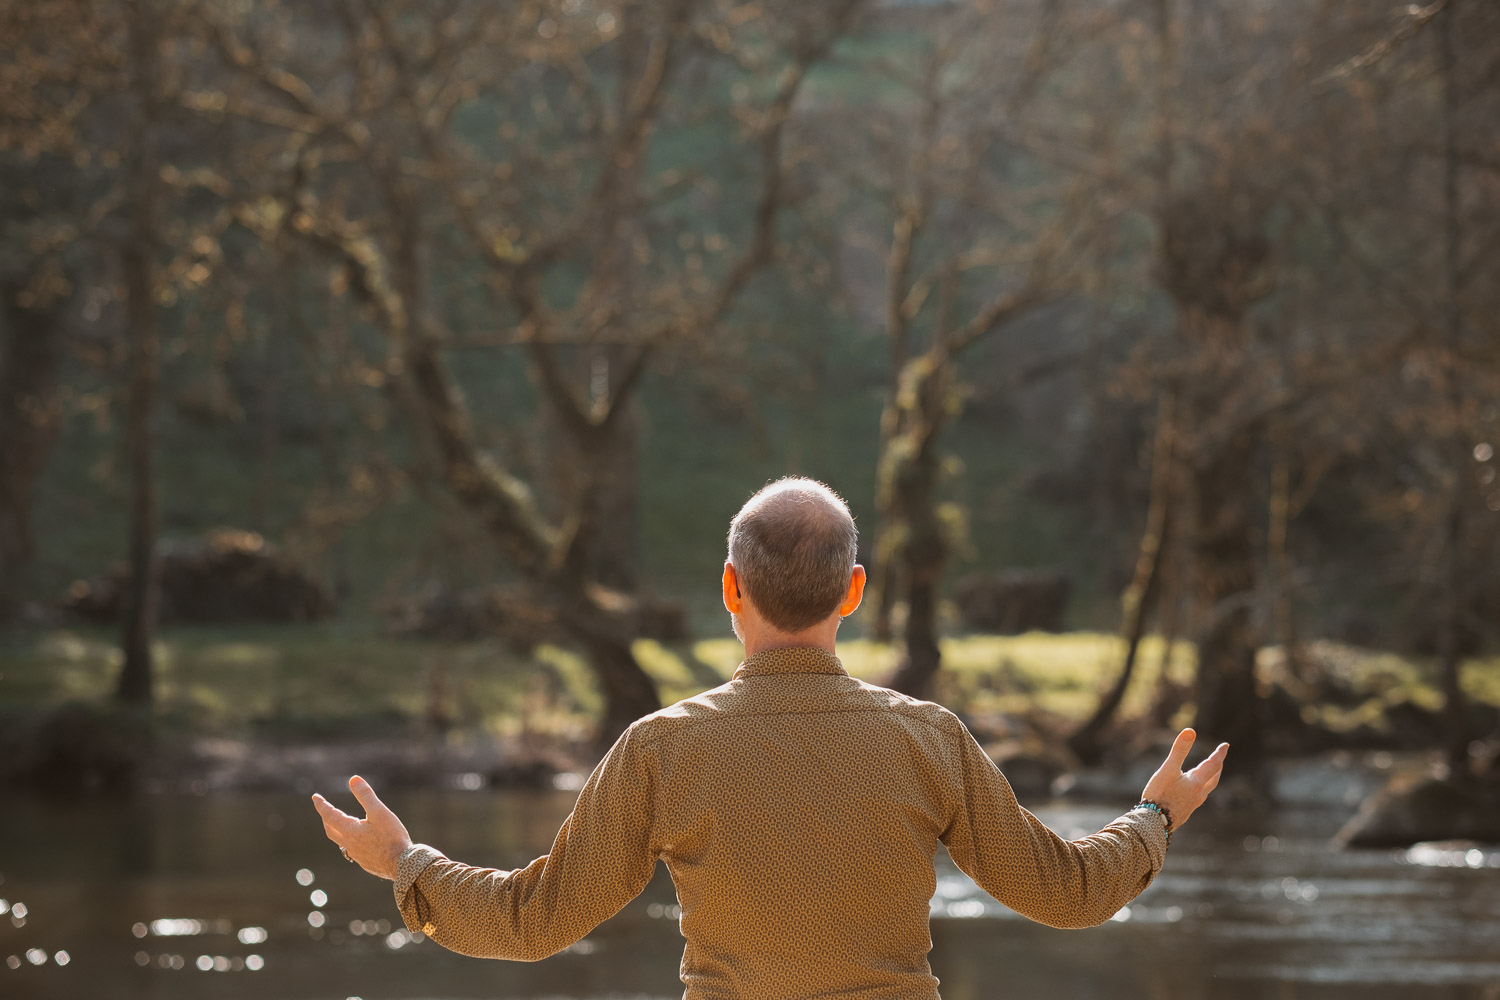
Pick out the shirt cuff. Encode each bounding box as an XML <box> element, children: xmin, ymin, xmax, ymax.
<box><xmin>1122</xmin><ymin>806</ymin><xmax>1170</xmax><ymax>876</ymax></box>
<box><xmin>392</xmin><ymin>843</ymin><xmax>445</xmax><ymax>931</ymax></box>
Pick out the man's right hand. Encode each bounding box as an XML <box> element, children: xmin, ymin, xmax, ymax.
<box><xmin>1139</xmin><ymin>728</ymin><xmax>1229</xmax><ymax>832</ymax></box>
<box><xmin>311</xmin><ymin>776</ymin><xmax>413</xmax><ymax>881</ymax></box>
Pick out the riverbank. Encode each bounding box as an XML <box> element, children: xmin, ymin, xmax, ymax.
<box><xmin>2</xmin><ymin>624</ymin><xmax>1496</xmax><ymax>800</ymax></box>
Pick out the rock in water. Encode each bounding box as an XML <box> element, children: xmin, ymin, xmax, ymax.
<box><xmin>1336</xmin><ymin>773</ymin><xmax>1500</xmax><ymax>848</ymax></box>
<box><xmin>2</xmin><ymin>700</ymin><xmax>155</xmax><ymax>792</ymax></box>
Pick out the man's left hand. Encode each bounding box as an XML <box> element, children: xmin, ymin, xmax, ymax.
<box><xmin>311</xmin><ymin>776</ymin><xmax>413</xmax><ymax>881</ymax></box>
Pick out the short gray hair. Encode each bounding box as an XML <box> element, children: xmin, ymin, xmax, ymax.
<box><xmin>727</xmin><ymin>478</ymin><xmax>859</xmax><ymax>632</ymax></box>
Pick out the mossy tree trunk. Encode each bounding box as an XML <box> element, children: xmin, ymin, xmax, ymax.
<box><xmin>880</xmin><ymin>275</ymin><xmax>1055</xmax><ymax>700</ymax></box>
<box><xmin>881</xmin><ymin>354</ymin><xmax>956</xmax><ymax>700</ymax></box>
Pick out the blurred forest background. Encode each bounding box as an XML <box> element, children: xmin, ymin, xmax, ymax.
<box><xmin>2</xmin><ymin>0</ymin><xmax>1499</xmax><ymax>833</ymax></box>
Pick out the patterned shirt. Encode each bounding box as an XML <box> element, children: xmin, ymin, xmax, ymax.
<box><xmin>392</xmin><ymin>646</ymin><xmax>1168</xmax><ymax>999</ymax></box>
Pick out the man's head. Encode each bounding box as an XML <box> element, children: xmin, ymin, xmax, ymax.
<box><xmin>724</xmin><ymin>478</ymin><xmax>862</xmax><ymax>637</ymax></box>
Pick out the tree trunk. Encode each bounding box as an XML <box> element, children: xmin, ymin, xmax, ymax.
<box><xmin>400</xmin><ymin>339</ymin><xmax>661</xmax><ymax>748</ymax></box>
<box><xmin>1266</xmin><ymin>415</ymin><xmax>1305</xmax><ymax>681</ymax></box>
<box><xmin>868</xmin><ymin>551</ymin><xmax>901</xmax><ymax>643</ymax></box>
<box><xmin>573</xmin><ymin>9</ymin><xmax>648</xmax><ymax>593</ymax></box>
<box><xmin>1069</xmin><ymin>397</ymin><xmax>1175</xmax><ymax>764</ymax></box>
<box><xmin>870</xmin><ymin>392</ymin><xmax>909</xmax><ymax>643</ymax></box>
<box><xmin>887</xmin><ymin>546</ymin><xmax>942</xmax><ymax>698</ymax></box>
<box><xmin>254</xmin><ymin>282</ymin><xmax>289</xmax><ymax>534</ymax></box>
<box><xmin>564</xmin><ymin>346</ymin><xmax>639</xmax><ymax>592</ymax></box>
<box><xmin>883</xmin><ymin>356</ymin><xmax>952</xmax><ymax>700</ymax></box>
<box><xmin>567</xmin><ymin>598</ymin><xmax>662</xmax><ymax>754</ymax></box>
<box><xmin>1437</xmin><ymin>495</ymin><xmax>1469</xmax><ymax>778</ymax></box>
<box><xmin>592</xmin><ymin>408</ymin><xmax>638</xmax><ymax>591</ymax></box>
<box><xmin>871</xmin><ymin>206</ymin><xmax>922</xmax><ymax>645</ymax></box>
<box><xmin>869</xmin><ymin>413</ymin><xmax>905</xmax><ymax>644</ymax></box>
<box><xmin>1148</xmin><ymin>584</ymin><xmax>1185</xmax><ymax>729</ymax></box>
<box><xmin>116</xmin><ymin>0</ymin><xmax>162</xmax><ymax>706</ymax></box>
<box><xmin>0</xmin><ymin>283</ymin><xmax>66</xmax><ymax>617</ymax></box>
<box><xmin>1436</xmin><ymin>2</ymin><xmax>1471</xmax><ymax>782</ymax></box>
<box><xmin>877</xmin><ymin>269</ymin><xmax>1048</xmax><ymax>699</ymax></box>
<box><xmin>1186</xmin><ymin>426</ymin><xmax>1263</xmax><ymax>765</ymax></box>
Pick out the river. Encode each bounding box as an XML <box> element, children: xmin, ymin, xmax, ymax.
<box><xmin>3</xmin><ymin>784</ymin><xmax>1498</xmax><ymax>999</ymax></box>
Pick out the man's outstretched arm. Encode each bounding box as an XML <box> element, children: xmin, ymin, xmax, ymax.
<box><xmin>312</xmin><ymin>722</ymin><xmax>661</xmax><ymax>962</ymax></box>
<box><xmin>941</xmin><ymin>720</ymin><xmax>1227</xmax><ymax>929</ymax></box>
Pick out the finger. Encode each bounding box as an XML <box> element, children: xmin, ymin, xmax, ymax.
<box><xmin>1188</xmin><ymin>742</ymin><xmax>1230</xmax><ymax>781</ymax></box>
<box><xmin>348</xmin><ymin>775</ymin><xmax>391</xmax><ymax>818</ymax></box>
<box><xmin>312</xmin><ymin>794</ymin><xmax>358</xmax><ymax>835</ymax></box>
<box><xmin>311</xmin><ymin>792</ymin><xmax>354</xmax><ymax>822</ymax></box>
<box><xmin>1165</xmin><ymin>728</ymin><xmax>1197</xmax><ymax>769</ymax></box>
<box><xmin>320</xmin><ymin>819</ymin><xmax>348</xmax><ymax>846</ymax></box>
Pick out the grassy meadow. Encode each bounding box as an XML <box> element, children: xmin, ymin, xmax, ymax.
<box><xmin>4</xmin><ymin>624</ymin><xmax>1497</xmax><ymax>752</ymax></box>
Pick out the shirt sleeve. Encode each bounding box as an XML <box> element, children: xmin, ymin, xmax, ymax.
<box><xmin>391</xmin><ymin>721</ymin><xmax>661</xmax><ymax>961</ymax></box>
<box><xmin>938</xmin><ymin>712</ymin><xmax>1167</xmax><ymax>929</ymax></box>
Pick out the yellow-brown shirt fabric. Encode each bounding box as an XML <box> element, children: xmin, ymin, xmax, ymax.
<box><xmin>392</xmin><ymin>646</ymin><xmax>1168</xmax><ymax>999</ymax></box>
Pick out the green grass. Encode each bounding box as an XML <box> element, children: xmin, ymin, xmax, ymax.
<box><xmin>4</xmin><ymin>625</ymin><xmax>1496</xmax><ymax>748</ymax></box>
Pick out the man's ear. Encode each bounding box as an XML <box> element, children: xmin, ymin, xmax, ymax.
<box><xmin>723</xmin><ymin>562</ymin><xmax>743</xmax><ymax>614</ymax></box>
<box><xmin>838</xmin><ymin>565</ymin><xmax>866</xmax><ymax>617</ymax></box>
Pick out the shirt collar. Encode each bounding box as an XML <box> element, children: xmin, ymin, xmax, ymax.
<box><xmin>733</xmin><ymin>646</ymin><xmax>849</xmax><ymax>680</ymax></box>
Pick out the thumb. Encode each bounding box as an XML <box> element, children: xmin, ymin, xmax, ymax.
<box><xmin>349</xmin><ymin>775</ymin><xmax>389</xmax><ymax>817</ymax></box>
<box><xmin>1165</xmin><ymin>728</ymin><xmax>1197</xmax><ymax>770</ymax></box>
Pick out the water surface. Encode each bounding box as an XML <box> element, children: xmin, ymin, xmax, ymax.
<box><xmin>3</xmin><ymin>786</ymin><xmax>1498</xmax><ymax>999</ymax></box>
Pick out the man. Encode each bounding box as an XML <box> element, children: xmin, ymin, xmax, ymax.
<box><xmin>313</xmin><ymin>477</ymin><xmax>1228</xmax><ymax>998</ymax></box>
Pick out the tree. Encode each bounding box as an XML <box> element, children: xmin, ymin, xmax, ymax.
<box><xmin>191</xmin><ymin>0</ymin><xmax>866</xmax><ymax>747</ymax></box>
<box><xmin>4</xmin><ymin>0</ymin><xmax>277</xmax><ymax>700</ymax></box>
<box><xmin>0</xmin><ymin>1</ymin><xmax>109</xmax><ymax>617</ymax></box>
<box><xmin>1307</xmin><ymin>0</ymin><xmax>1500</xmax><ymax>777</ymax></box>
<box><xmin>115</xmin><ymin>0</ymin><xmax>168</xmax><ymax>704</ymax></box>
<box><xmin>814</xmin><ymin>0</ymin><xmax>1128</xmax><ymax>699</ymax></box>
<box><xmin>1082</xmin><ymin>0</ymin><xmax>1500</xmax><ymax>775</ymax></box>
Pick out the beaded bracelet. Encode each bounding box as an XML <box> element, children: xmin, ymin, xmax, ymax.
<box><xmin>1133</xmin><ymin>799</ymin><xmax>1173</xmax><ymax>847</ymax></box>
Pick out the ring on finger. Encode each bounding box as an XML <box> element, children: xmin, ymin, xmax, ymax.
<box><xmin>340</xmin><ymin>846</ymin><xmax>354</xmax><ymax>863</ymax></box>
